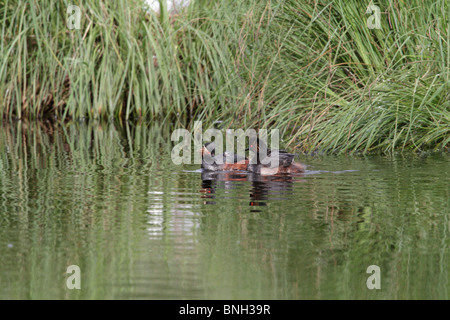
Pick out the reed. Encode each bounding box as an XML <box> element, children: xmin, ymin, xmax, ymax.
<box><xmin>243</xmin><ymin>0</ymin><xmax>449</xmax><ymax>153</ymax></box>
<box><xmin>0</xmin><ymin>0</ymin><xmax>448</xmax><ymax>153</ymax></box>
<box><xmin>0</xmin><ymin>0</ymin><xmax>248</xmax><ymax>122</ymax></box>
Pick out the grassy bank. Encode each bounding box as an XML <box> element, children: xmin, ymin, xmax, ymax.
<box><xmin>254</xmin><ymin>0</ymin><xmax>449</xmax><ymax>153</ymax></box>
<box><xmin>0</xmin><ymin>0</ymin><xmax>248</xmax><ymax>121</ymax></box>
<box><xmin>0</xmin><ymin>0</ymin><xmax>448</xmax><ymax>153</ymax></box>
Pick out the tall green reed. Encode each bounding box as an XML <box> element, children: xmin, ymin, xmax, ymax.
<box><xmin>247</xmin><ymin>0</ymin><xmax>449</xmax><ymax>153</ymax></box>
<box><xmin>0</xmin><ymin>0</ymin><xmax>448</xmax><ymax>153</ymax></box>
<box><xmin>0</xmin><ymin>0</ymin><xmax>248</xmax><ymax>123</ymax></box>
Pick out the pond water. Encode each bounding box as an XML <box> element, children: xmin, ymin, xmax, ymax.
<box><xmin>0</xmin><ymin>122</ymin><xmax>448</xmax><ymax>299</ymax></box>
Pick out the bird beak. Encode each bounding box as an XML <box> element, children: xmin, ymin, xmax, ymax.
<box><xmin>201</xmin><ymin>147</ymin><xmax>211</xmax><ymax>156</ymax></box>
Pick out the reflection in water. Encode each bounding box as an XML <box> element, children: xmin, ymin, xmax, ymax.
<box><xmin>0</xmin><ymin>121</ymin><xmax>449</xmax><ymax>300</ymax></box>
<box><xmin>200</xmin><ymin>171</ymin><xmax>249</xmax><ymax>206</ymax></box>
<box><xmin>201</xmin><ymin>171</ymin><xmax>301</xmax><ymax>211</ymax></box>
<box><xmin>147</xmin><ymin>191</ymin><xmax>164</xmax><ymax>239</ymax></box>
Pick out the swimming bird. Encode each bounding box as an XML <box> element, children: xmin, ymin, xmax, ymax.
<box><xmin>246</xmin><ymin>138</ymin><xmax>306</xmax><ymax>175</ymax></box>
<box><xmin>201</xmin><ymin>142</ymin><xmax>249</xmax><ymax>172</ymax></box>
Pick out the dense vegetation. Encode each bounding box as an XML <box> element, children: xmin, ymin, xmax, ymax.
<box><xmin>0</xmin><ymin>0</ymin><xmax>448</xmax><ymax>153</ymax></box>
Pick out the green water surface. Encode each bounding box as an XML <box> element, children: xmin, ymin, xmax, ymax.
<box><xmin>0</xmin><ymin>122</ymin><xmax>448</xmax><ymax>299</ymax></box>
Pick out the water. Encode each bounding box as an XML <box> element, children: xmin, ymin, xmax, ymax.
<box><xmin>0</xmin><ymin>122</ymin><xmax>448</xmax><ymax>300</ymax></box>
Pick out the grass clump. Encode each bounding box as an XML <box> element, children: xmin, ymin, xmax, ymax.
<box><xmin>245</xmin><ymin>0</ymin><xmax>449</xmax><ymax>153</ymax></box>
<box><xmin>0</xmin><ymin>0</ymin><xmax>248</xmax><ymax>122</ymax></box>
<box><xmin>0</xmin><ymin>0</ymin><xmax>448</xmax><ymax>153</ymax></box>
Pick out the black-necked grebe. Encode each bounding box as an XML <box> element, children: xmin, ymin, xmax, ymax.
<box><xmin>201</xmin><ymin>142</ymin><xmax>249</xmax><ymax>171</ymax></box>
<box><xmin>246</xmin><ymin>138</ymin><xmax>306</xmax><ymax>175</ymax></box>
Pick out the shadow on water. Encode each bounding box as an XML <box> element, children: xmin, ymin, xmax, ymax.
<box><xmin>0</xmin><ymin>121</ymin><xmax>449</xmax><ymax>300</ymax></box>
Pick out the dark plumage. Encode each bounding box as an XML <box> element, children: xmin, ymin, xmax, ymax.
<box><xmin>246</xmin><ymin>138</ymin><xmax>306</xmax><ymax>175</ymax></box>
